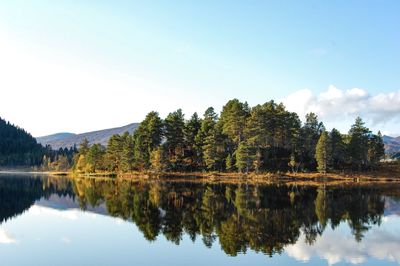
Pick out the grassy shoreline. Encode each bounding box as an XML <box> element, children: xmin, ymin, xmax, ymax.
<box><xmin>3</xmin><ymin>164</ymin><xmax>399</xmax><ymax>184</ymax></box>
<box><xmin>42</xmin><ymin>165</ymin><xmax>400</xmax><ymax>184</ymax></box>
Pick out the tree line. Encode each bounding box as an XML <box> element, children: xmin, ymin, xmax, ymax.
<box><xmin>72</xmin><ymin>99</ymin><xmax>385</xmax><ymax>174</ymax></box>
<box><xmin>0</xmin><ymin>116</ymin><xmax>78</xmax><ymax>169</ymax></box>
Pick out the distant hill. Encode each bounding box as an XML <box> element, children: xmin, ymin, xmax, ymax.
<box><xmin>383</xmin><ymin>135</ymin><xmax>400</xmax><ymax>155</ymax></box>
<box><xmin>37</xmin><ymin>123</ymin><xmax>139</xmax><ymax>150</ymax></box>
<box><xmin>37</xmin><ymin>132</ymin><xmax>76</xmax><ymax>144</ymax></box>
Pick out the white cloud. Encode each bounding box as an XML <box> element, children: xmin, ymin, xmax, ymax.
<box><xmin>0</xmin><ymin>229</ymin><xmax>17</xmax><ymax>244</ymax></box>
<box><xmin>285</xmin><ymin>218</ymin><xmax>400</xmax><ymax>265</ymax></box>
<box><xmin>282</xmin><ymin>85</ymin><xmax>400</xmax><ymax>134</ymax></box>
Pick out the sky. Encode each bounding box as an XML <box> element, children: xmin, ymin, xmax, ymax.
<box><xmin>0</xmin><ymin>0</ymin><xmax>399</xmax><ymax>137</ymax></box>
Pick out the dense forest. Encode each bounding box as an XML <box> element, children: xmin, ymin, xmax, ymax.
<box><xmin>0</xmin><ymin>117</ymin><xmax>44</xmax><ymax>166</ymax></box>
<box><xmin>0</xmin><ymin>117</ymin><xmax>76</xmax><ymax>168</ymax></box>
<box><xmin>72</xmin><ymin>99</ymin><xmax>385</xmax><ymax>174</ymax></box>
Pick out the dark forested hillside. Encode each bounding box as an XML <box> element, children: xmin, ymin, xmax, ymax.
<box><xmin>0</xmin><ymin>117</ymin><xmax>44</xmax><ymax>166</ymax></box>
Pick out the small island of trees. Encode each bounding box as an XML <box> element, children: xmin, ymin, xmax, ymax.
<box><xmin>69</xmin><ymin>99</ymin><xmax>385</xmax><ymax>175</ymax></box>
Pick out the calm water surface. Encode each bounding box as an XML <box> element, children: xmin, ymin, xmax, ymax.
<box><xmin>1</xmin><ymin>173</ymin><xmax>400</xmax><ymax>266</ymax></box>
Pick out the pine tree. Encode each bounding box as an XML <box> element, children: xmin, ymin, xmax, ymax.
<box><xmin>348</xmin><ymin>117</ymin><xmax>370</xmax><ymax>170</ymax></box>
<box><xmin>315</xmin><ymin>131</ymin><xmax>332</xmax><ymax>174</ymax></box>
<box><xmin>86</xmin><ymin>144</ymin><xmax>106</xmax><ymax>172</ymax></box>
<box><xmin>133</xmin><ymin>111</ymin><xmax>164</xmax><ymax>169</ymax></box>
<box><xmin>202</xmin><ymin>124</ymin><xmax>226</xmax><ymax>171</ymax></box>
<box><xmin>184</xmin><ymin>112</ymin><xmax>202</xmax><ymax>170</ymax></box>
<box><xmin>121</xmin><ymin>133</ymin><xmax>135</xmax><ymax>172</ymax></box>
<box><xmin>106</xmin><ymin>134</ymin><xmax>124</xmax><ymax>172</ymax></box>
<box><xmin>164</xmin><ymin>109</ymin><xmax>185</xmax><ymax>170</ymax></box>
<box><xmin>368</xmin><ymin>131</ymin><xmax>385</xmax><ymax>168</ymax></box>
<box><xmin>330</xmin><ymin>128</ymin><xmax>346</xmax><ymax>170</ymax></box>
<box><xmin>300</xmin><ymin>113</ymin><xmax>324</xmax><ymax>171</ymax></box>
<box><xmin>219</xmin><ymin>99</ymin><xmax>250</xmax><ymax>147</ymax></box>
<box><xmin>203</xmin><ymin>131</ymin><xmax>218</xmax><ymax>171</ymax></box>
<box><xmin>235</xmin><ymin>142</ymin><xmax>253</xmax><ymax>173</ymax></box>
<box><xmin>195</xmin><ymin>107</ymin><xmax>218</xmax><ymax>169</ymax></box>
<box><xmin>79</xmin><ymin>139</ymin><xmax>90</xmax><ymax>155</ymax></box>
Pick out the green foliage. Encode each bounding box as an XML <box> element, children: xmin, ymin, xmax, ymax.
<box><xmin>44</xmin><ymin>99</ymin><xmax>387</xmax><ymax>174</ymax></box>
<box><xmin>195</xmin><ymin>107</ymin><xmax>218</xmax><ymax>169</ymax></box>
<box><xmin>219</xmin><ymin>99</ymin><xmax>250</xmax><ymax>146</ymax></box>
<box><xmin>300</xmin><ymin>113</ymin><xmax>325</xmax><ymax>171</ymax></box>
<box><xmin>121</xmin><ymin>134</ymin><xmax>135</xmax><ymax>172</ymax></box>
<box><xmin>106</xmin><ymin>134</ymin><xmax>124</xmax><ymax>172</ymax></box>
<box><xmin>184</xmin><ymin>113</ymin><xmax>202</xmax><ymax>170</ymax></box>
<box><xmin>203</xmin><ymin>125</ymin><xmax>226</xmax><ymax>171</ymax></box>
<box><xmin>368</xmin><ymin>131</ymin><xmax>385</xmax><ymax>168</ymax></box>
<box><xmin>235</xmin><ymin>142</ymin><xmax>254</xmax><ymax>173</ymax></box>
<box><xmin>86</xmin><ymin>144</ymin><xmax>106</xmax><ymax>172</ymax></box>
<box><xmin>225</xmin><ymin>153</ymin><xmax>234</xmax><ymax>171</ymax></box>
<box><xmin>133</xmin><ymin>111</ymin><xmax>163</xmax><ymax>169</ymax></box>
<box><xmin>330</xmin><ymin>128</ymin><xmax>346</xmax><ymax>169</ymax></box>
<box><xmin>315</xmin><ymin>131</ymin><xmax>332</xmax><ymax>173</ymax></box>
<box><xmin>348</xmin><ymin>117</ymin><xmax>371</xmax><ymax>170</ymax></box>
<box><xmin>164</xmin><ymin>109</ymin><xmax>185</xmax><ymax>170</ymax></box>
<box><xmin>150</xmin><ymin>147</ymin><xmax>167</xmax><ymax>172</ymax></box>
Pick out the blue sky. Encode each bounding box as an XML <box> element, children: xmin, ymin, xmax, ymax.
<box><xmin>0</xmin><ymin>1</ymin><xmax>399</xmax><ymax>136</ymax></box>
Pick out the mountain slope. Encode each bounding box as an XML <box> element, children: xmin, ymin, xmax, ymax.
<box><xmin>37</xmin><ymin>133</ymin><xmax>76</xmax><ymax>144</ymax></box>
<box><xmin>37</xmin><ymin>123</ymin><xmax>139</xmax><ymax>149</ymax></box>
<box><xmin>0</xmin><ymin>117</ymin><xmax>43</xmax><ymax>166</ymax></box>
<box><xmin>383</xmin><ymin>135</ymin><xmax>400</xmax><ymax>155</ymax></box>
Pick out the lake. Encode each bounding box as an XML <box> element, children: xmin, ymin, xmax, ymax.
<box><xmin>1</xmin><ymin>173</ymin><xmax>400</xmax><ymax>266</ymax></box>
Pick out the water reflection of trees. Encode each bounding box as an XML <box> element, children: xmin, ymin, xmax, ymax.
<box><xmin>0</xmin><ymin>175</ymin><xmax>395</xmax><ymax>257</ymax></box>
<box><xmin>0</xmin><ymin>175</ymin><xmax>74</xmax><ymax>223</ymax></box>
<box><xmin>73</xmin><ymin>179</ymin><xmax>389</xmax><ymax>256</ymax></box>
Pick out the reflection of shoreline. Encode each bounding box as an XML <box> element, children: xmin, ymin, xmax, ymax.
<box><xmin>285</xmin><ymin>216</ymin><xmax>400</xmax><ymax>265</ymax></box>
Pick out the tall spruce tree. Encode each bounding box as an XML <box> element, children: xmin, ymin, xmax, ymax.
<box><xmin>203</xmin><ymin>124</ymin><xmax>226</xmax><ymax>171</ymax></box>
<box><xmin>368</xmin><ymin>131</ymin><xmax>385</xmax><ymax>168</ymax></box>
<box><xmin>315</xmin><ymin>131</ymin><xmax>332</xmax><ymax>174</ymax></box>
<box><xmin>121</xmin><ymin>133</ymin><xmax>135</xmax><ymax>172</ymax></box>
<box><xmin>235</xmin><ymin>141</ymin><xmax>253</xmax><ymax>173</ymax></box>
<box><xmin>348</xmin><ymin>117</ymin><xmax>370</xmax><ymax>170</ymax></box>
<box><xmin>106</xmin><ymin>134</ymin><xmax>124</xmax><ymax>172</ymax></box>
<box><xmin>86</xmin><ymin>143</ymin><xmax>106</xmax><ymax>172</ymax></box>
<box><xmin>133</xmin><ymin>111</ymin><xmax>163</xmax><ymax>169</ymax></box>
<box><xmin>219</xmin><ymin>99</ymin><xmax>250</xmax><ymax>147</ymax></box>
<box><xmin>195</xmin><ymin>107</ymin><xmax>218</xmax><ymax>169</ymax></box>
<box><xmin>164</xmin><ymin>109</ymin><xmax>185</xmax><ymax>170</ymax></box>
<box><xmin>300</xmin><ymin>113</ymin><xmax>324</xmax><ymax>171</ymax></box>
<box><xmin>330</xmin><ymin>128</ymin><xmax>346</xmax><ymax>170</ymax></box>
<box><xmin>184</xmin><ymin>112</ymin><xmax>202</xmax><ymax>170</ymax></box>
